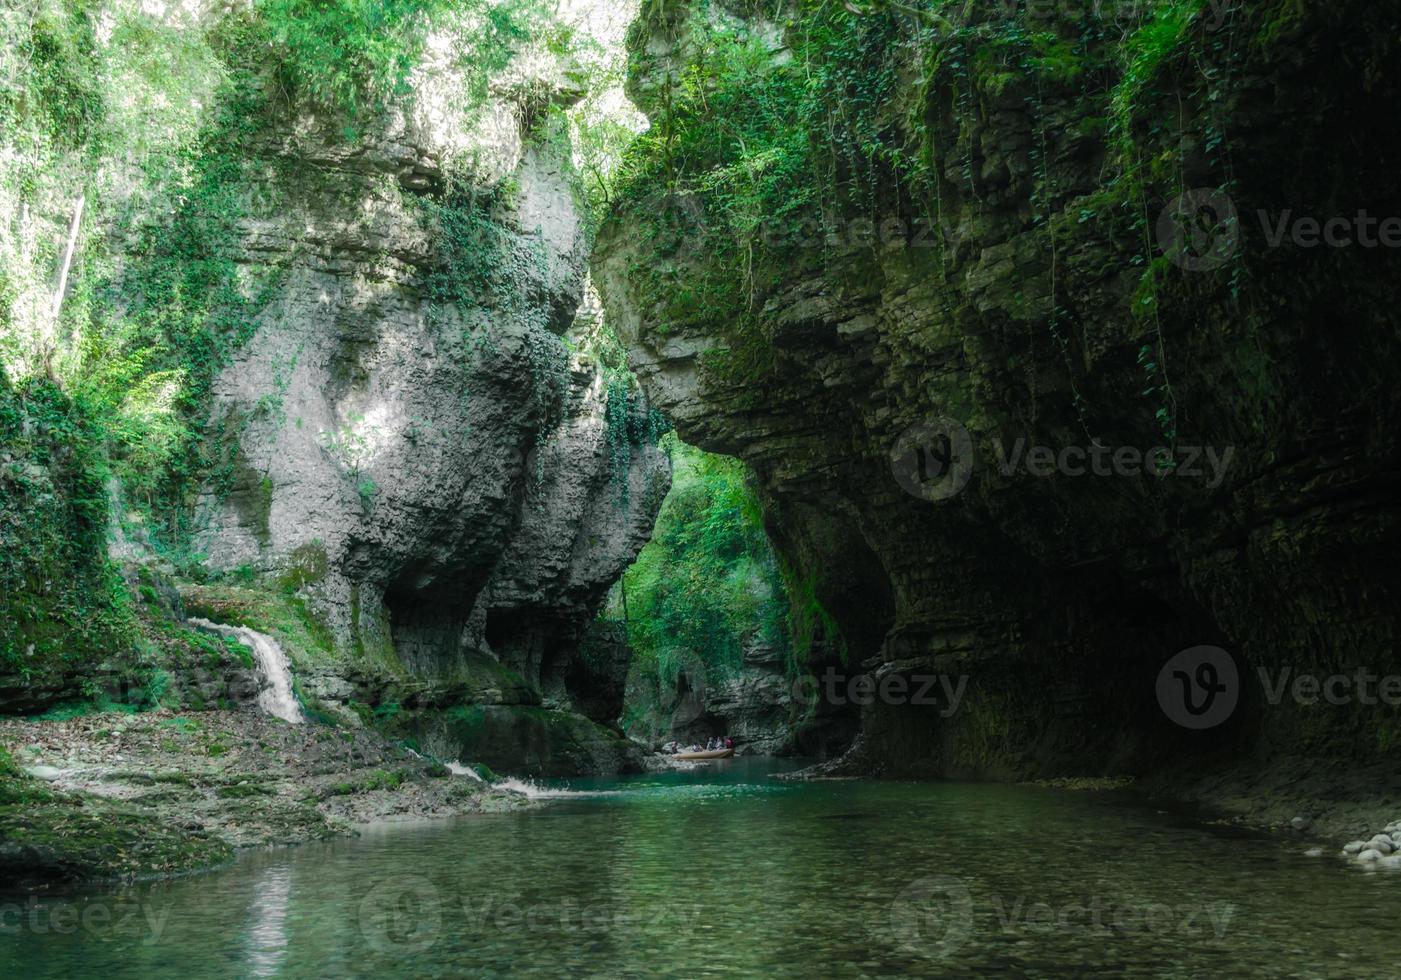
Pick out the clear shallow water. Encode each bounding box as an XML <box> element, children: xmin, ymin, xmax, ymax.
<box><xmin>4</xmin><ymin>758</ymin><xmax>1398</xmax><ymax>978</ymax></box>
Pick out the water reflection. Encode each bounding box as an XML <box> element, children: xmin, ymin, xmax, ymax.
<box><xmin>4</xmin><ymin>761</ymin><xmax>1399</xmax><ymax>978</ymax></box>
<box><xmin>243</xmin><ymin>866</ymin><xmax>292</xmax><ymax>978</ymax></box>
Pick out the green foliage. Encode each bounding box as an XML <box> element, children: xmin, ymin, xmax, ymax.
<box><xmin>254</xmin><ymin>0</ymin><xmax>544</xmax><ymax>126</ymax></box>
<box><xmin>182</xmin><ymin>581</ymin><xmax>337</xmax><ymax>661</ymax></box>
<box><xmin>603</xmin><ymin>374</ymin><xmax>671</xmax><ymax>505</ymax></box>
<box><xmin>259</xmin><ymin>0</ymin><xmax>442</xmax><ymax>120</ymax></box>
<box><xmin>781</xmin><ymin>563</ymin><xmax>845</xmax><ymax>669</ymax></box>
<box><xmin>0</xmin><ymin>378</ymin><xmax>138</xmax><ymax>675</ymax></box>
<box><xmin>362</xmin><ymin>767</ymin><xmax>405</xmax><ymax>791</ymax></box>
<box><xmin>1</xmin><ymin>5</ymin><xmax>292</xmax><ymax>556</ymax></box>
<box><xmin>89</xmin><ymin>69</ymin><xmax>289</xmax><ymax>539</ymax></box>
<box><xmin>0</xmin><ymin>0</ymin><xmax>106</xmax><ymax>154</ymax></box>
<box><xmin>1112</xmin><ymin>0</ymin><xmax>1212</xmax><ymax>129</ymax></box>
<box><xmin>608</xmin><ymin>1</ymin><xmax>954</xmax><ymax>386</ymax></box>
<box><xmin>421</xmin><ymin>182</ymin><xmax>519</xmax><ymax>309</ymax></box>
<box><xmin>611</xmin><ymin>435</ymin><xmax>788</xmax><ymax>686</ymax></box>
<box><xmin>611</xmin><ymin>0</ymin><xmax>1232</xmax><ymax>435</ymax></box>
<box><xmin>276</xmin><ymin>541</ymin><xmax>330</xmax><ymax>592</ymax></box>
<box><xmin>357</xmin><ymin>476</ymin><xmax>380</xmax><ymax>512</ymax></box>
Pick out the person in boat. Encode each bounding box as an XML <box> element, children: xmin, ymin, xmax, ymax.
<box><xmin>724</xmin><ymin>736</ymin><xmax>733</xmax><ymax>750</ymax></box>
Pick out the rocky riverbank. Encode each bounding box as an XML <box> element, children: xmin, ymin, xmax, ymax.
<box><xmin>783</xmin><ymin>742</ymin><xmax>1401</xmax><ymax>871</ymax></box>
<box><xmin>0</xmin><ymin>708</ymin><xmax>533</xmax><ymax>888</ymax></box>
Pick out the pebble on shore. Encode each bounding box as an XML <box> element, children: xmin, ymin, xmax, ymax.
<box><xmin>1341</xmin><ymin>823</ymin><xmax>1401</xmax><ymax>868</ymax></box>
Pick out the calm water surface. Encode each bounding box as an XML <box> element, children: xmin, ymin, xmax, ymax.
<box><xmin>3</xmin><ymin>758</ymin><xmax>1396</xmax><ymax>977</ymax></box>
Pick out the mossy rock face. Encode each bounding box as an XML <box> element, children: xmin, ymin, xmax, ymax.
<box><xmin>0</xmin><ymin>775</ymin><xmax>233</xmax><ymax>885</ymax></box>
<box><xmin>595</xmin><ymin>0</ymin><xmax>1401</xmax><ymax>782</ymax></box>
<box><xmin>0</xmin><ymin>381</ymin><xmax>140</xmax><ymax>699</ymax></box>
<box><xmin>0</xmin><ymin>2</ymin><xmax>660</xmax><ymax>798</ymax></box>
<box><xmin>418</xmin><ymin>704</ymin><xmax>643</xmax><ymax>777</ymax></box>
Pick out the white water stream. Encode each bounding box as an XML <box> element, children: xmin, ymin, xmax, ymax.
<box><xmin>189</xmin><ymin>618</ymin><xmax>304</xmax><ymax>723</ymax></box>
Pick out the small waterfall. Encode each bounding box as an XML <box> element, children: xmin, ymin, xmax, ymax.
<box><xmin>190</xmin><ymin>618</ymin><xmax>304</xmax><ymax>724</ymax></box>
<box><xmin>446</xmin><ymin>761</ymin><xmax>485</xmax><ymax>781</ymax></box>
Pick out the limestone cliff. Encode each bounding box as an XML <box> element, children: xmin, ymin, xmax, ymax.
<box><xmin>626</xmin><ymin>634</ymin><xmax>856</xmax><ymax>757</ymax></box>
<box><xmin>181</xmin><ymin>27</ymin><xmax>668</xmax><ymax>773</ymax></box>
<box><xmin>0</xmin><ymin>2</ymin><xmax>668</xmax><ymax>775</ymax></box>
<box><xmin>595</xmin><ymin>0</ymin><xmax>1401</xmax><ymax>784</ymax></box>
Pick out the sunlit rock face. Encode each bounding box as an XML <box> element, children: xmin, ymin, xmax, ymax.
<box><xmin>191</xmin><ymin>26</ymin><xmax>669</xmax><ymax>746</ymax></box>
<box><xmin>596</xmin><ymin>0</ymin><xmax>1401</xmax><ymax>782</ymax></box>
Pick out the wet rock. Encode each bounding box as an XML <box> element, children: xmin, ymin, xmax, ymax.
<box><xmin>3</xmin><ymin>708</ymin><xmax>535</xmax><ymax>885</ymax></box>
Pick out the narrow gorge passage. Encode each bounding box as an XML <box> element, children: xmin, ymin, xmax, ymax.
<box><xmin>2</xmin><ymin>0</ymin><xmax>1399</xmax><ymax>977</ymax></box>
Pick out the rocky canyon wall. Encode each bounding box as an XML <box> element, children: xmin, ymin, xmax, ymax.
<box><xmin>184</xmin><ymin>23</ymin><xmax>668</xmax><ymax>773</ymax></box>
<box><xmin>594</xmin><ymin>0</ymin><xmax>1401</xmax><ymax>786</ymax></box>
<box><xmin>1</xmin><ymin>2</ymin><xmax>668</xmax><ymax>775</ymax></box>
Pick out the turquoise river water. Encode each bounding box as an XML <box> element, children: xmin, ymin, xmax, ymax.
<box><xmin>3</xmin><ymin>758</ymin><xmax>1398</xmax><ymax>977</ymax></box>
